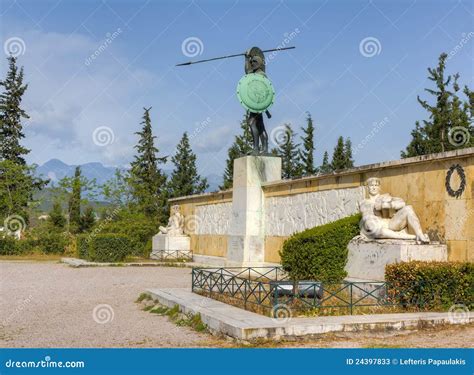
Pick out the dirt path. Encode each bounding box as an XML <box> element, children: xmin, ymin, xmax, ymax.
<box><xmin>0</xmin><ymin>262</ymin><xmax>471</xmax><ymax>348</ymax></box>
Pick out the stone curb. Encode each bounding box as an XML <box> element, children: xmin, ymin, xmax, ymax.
<box><xmin>146</xmin><ymin>287</ymin><xmax>473</xmax><ymax>341</ymax></box>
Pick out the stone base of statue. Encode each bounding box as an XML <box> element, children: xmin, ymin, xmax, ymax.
<box><xmin>345</xmin><ymin>236</ymin><xmax>448</xmax><ymax>281</ymax></box>
<box><xmin>150</xmin><ymin>234</ymin><xmax>191</xmax><ymax>261</ymax></box>
<box><xmin>226</xmin><ymin>155</ymin><xmax>282</xmax><ymax>267</ymax></box>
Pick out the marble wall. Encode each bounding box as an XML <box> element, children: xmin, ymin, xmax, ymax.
<box><xmin>264</xmin><ymin>187</ymin><xmax>365</xmax><ymax>237</ymax></box>
<box><xmin>194</xmin><ymin>202</ymin><xmax>232</xmax><ymax>235</ymax></box>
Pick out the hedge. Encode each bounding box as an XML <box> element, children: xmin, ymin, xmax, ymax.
<box><xmin>87</xmin><ymin>234</ymin><xmax>130</xmax><ymax>262</ymax></box>
<box><xmin>0</xmin><ymin>236</ymin><xmax>36</xmax><ymax>255</ymax></box>
<box><xmin>0</xmin><ymin>236</ymin><xmax>20</xmax><ymax>255</ymax></box>
<box><xmin>385</xmin><ymin>261</ymin><xmax>474</xmax><ymax>309</ymax></box>
<box><xmin>92</xmin><ymin>214</ymin><xmax>157</xmax><ymax>258</ymax></box>
<box><xmin>280</xmin><ymin>214</ymin><xmax>361</xmax><ymax>282</ymax></box>
<box><xmin>36</xmin><ymin>232</ymin><xmax>68</xmax><ymax>254</ymax></box>
<box><xmin>76</xmin><ymin>235</ymin><xmax>90</xmax><ymax>259</ymax></box>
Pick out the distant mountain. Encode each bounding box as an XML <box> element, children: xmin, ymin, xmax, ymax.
<box><xmin>35</xmin><ymin>159</ymin><xmax>221</xmax><ymax>193</ymax></box>
<box><xmin>36</xmin><ymin>159</ymin><xmax>121</xmax><ymax>186</ymax></box>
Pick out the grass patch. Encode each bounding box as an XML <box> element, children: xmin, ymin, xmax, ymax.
<box><xmin>135</xmin><ymin>293</ymin><xmax>152</xmax><ymax>303</ymax></box>
<box><xmin>0</xmin><ymin>253</ymin><xmax>63</xmax><ymax>262</ymax></box>
<box><xmin>150</xmin><ymin>306</ymin><xmax>169</xmax><ymax>315</ymax></box>
<box><xmin>136</xmin><ymin>293</ymin><xmax>208</xmax><ymax>333</ymax></box>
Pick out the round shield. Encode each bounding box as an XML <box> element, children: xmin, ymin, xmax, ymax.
<box><xmin>236</xmin><ymin>73</ymin><xmax>275</xmax><ymax>113</ymax></box>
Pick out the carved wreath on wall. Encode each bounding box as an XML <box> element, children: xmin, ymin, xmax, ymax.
<box><xmin>445</xmin><ymin>164</ymin><xmax>466</xmax><ymax>198</ymax></box>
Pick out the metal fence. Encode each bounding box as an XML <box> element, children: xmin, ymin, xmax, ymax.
<box><xmin>191</xmin><ymin>266</ymin><xmax>448</xmax><ymax>316</ymax></box>
<box><xmin>152</xmin><ymin>250</ymin><xmax>193</xmax><ymax>261</ymax></box>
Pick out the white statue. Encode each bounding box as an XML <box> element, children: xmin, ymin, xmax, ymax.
<box><xmin>159</xmin><ymin>205</ymin><xmax>184</xmax><ymax>236</ymax></box>
<box><xmin>359</xmin><ymin>177</ymin><xmax>430</xmax><ymax>243</ymax></box>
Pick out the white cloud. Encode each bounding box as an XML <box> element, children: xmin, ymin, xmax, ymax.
<box><xmin>2</xmin><ymin>28</ymin><xmax>156</xmax><ymax>167</ymax></box>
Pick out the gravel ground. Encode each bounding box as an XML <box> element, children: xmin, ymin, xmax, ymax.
<box><xmin>0</xmin><ymin>262</ymin><xmax>472</xmax><ymax>348</ymax></box>
<box><xmin>0</xmin><ymin>262</ymin><xmax>213</xmax><ymax>348</ymax></box>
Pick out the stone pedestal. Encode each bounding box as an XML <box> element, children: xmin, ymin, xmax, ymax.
<box><xmin>151</xmin><ymin>234</ymin><xmax>191</xmax><ymax>261</ymax></box>
<box><xmin>345</xmin><ymin>236</ymin><xmax>448</xmax><ymax>281</ymax></box>
<box><xmin>226</xmin><ymin>155</ymin><xmax>282</xmax><ymax>267</ymax></box>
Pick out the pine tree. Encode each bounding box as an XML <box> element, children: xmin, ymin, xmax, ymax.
<box><xmin>168</xmin><ymin>132</ymin><xmax>208</xmax><ymax>198</ymax></box>
<box><xmin>320</xmin><ymin>151</ymin><xmax>331</xmax><ymax>173</ymax></box>
<box><xmin>0</xmin><ymin>56</ymin><xmax>30</xmax><ymax>165</ymax></box>
<box><xmin>276</xmin><ymin>124</ymin><xmax>301</xmax><ymax>179</ymax></box>
<box><xmin>102</xmin><ymin>168</ymin><xmax>132</xmax><ymax>207</ymax></box>
<box><xmin>449</xmin><ymin>75</ymin><xmax>474</xmax><ymax>148</ymax></box>
<box><xmin>49</xmin><ymin>201</ymin><xmax>66</xmax><ymax>229</ymax></box>
<box><xmin>79</xmin><ymin>206</ymin><xmax>96</xmax><ymax>232</ymax></box>
<box><xmin>220</xmin><ymin>116</ymin><xmax>253</xmax><ymax>189</ymax></box>
<box><xmin>344</xmin><ymin>138</ymin><xmax>354</xmax><ymax>168</ymax></box>
<box><xmin>402</xmin><ymin>53</ymin><xmax>473</xmax><ymax>157</ymax></box>
<box><xmin>299</xmin><ymin>113</ymin><xmax>316</xmax><ymax>176</ymax></box>
<box><xmin>68</xmin><ymin>166</ymin><xmax>82</xmax><ymax>231</ymax></box>
<box><xmin>129</xmin><ymin>107</ymin><xmax>167</xmax><ymax>223</ymax></box>
<box><xmin>331</xmin><ymin>136</ymin><xmax>346</xmax><ymax>171</ymax></box>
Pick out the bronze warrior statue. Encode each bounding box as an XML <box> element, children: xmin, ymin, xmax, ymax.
<box><xmin>176</xmin><ymin>45</ymin><xmax>295</xmax><ymax>155</ymax></box>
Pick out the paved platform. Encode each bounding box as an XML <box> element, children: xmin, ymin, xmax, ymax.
<box><xmin>146</xmin><ymin>287</ymin><xmax>473</xmax><ymax>341</ymax></box>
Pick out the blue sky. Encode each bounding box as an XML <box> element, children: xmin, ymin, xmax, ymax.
<box><xmin>1</xmin><ymin>0</ymin><xmax>473</xmax><ymax>178</ymax></box>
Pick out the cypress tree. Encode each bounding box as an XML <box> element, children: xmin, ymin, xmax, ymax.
<box><xmin>320</xmin><ymin>151</ymin><xmax>331</xmax><ymax>173</ymax></box>
<box><xmin>0</xmin><ymin>56</ymin><xmax>30</xmax><ymax>165</ymax></box>
<box><xmin>129</xmin><ymin>107</ymin><xmax>167</xmax><ymax>223</ymax></box>
<box><xmin>68</xmin><ymin>166</ymin><xmax>82</xmax><ymax>231</ymax></box>
<box><xmin>331</xmin><ymin>136</ymin><xmax>346</xmax><ymax>171</ymax></box>
<box><xmin>168</xmin><ymin>132</ymin><xmax>208</xmax><ymax>198</ymax></box>
<box><xmin>299</xmin><ymin>113</ymin><xmax>316</xmax><ymax>176</ymax></box>
<box><xmin>220</xmin><ymin>116</ymin><xmax>253</xmax><ymax>189</ymax></box>
<box><xmin>344</xmin><ymin>138</ymin><xmax>354</xmax><ymax>168</ymax></box>
<box><xmin>276</xmin><ymin>124</ymin><xmax>301</xmax><ymax>179</ymax></box>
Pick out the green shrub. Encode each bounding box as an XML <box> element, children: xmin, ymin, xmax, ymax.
<box><xmin>94</xmin><ymin>212</ymin><xmax>158</xmax><ymax>258</ymax></box>
<box><xmin>280</xmin><ymin>214</ymin><xmax>361</xmax><ymax>282</ymax></box>
<box><xmin>88</xmin><ymin>234</ymin><xmax>130</xmax><ymax>262</ymax></box>
<box><xmin>36</xmin><ymin>232</ymin><xmax>68</xmax><ymax>254</ymax></box>
<box><xmin>76</xmin><ymin>235</ymin><xmax>90</xmax><ymax>259</ymax></box>
<box><xmin>385</xmin><ymin>261</ymin><xmax>474</xmax><ymax>309</ymax></box>
<box><xmin>0</xmin><ymin>236</ymin><xmax>19</xmax><ymax>255</ymax></box>
<box><xmin>16</xmin><ymin>237</ymin><xmax>36</xmax><ymax>254</ymax></box>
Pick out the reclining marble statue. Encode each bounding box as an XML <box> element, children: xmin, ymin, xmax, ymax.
<box><xmin>158</xmin><ymin>205</ymin><xmax>184</xmax><ymax>236</ymax></box>
<box><xmin>151</xmin><ymin>205</ymin><xmax>190</xmax><ymax>260</ymax></box>
<box><xmin>358</xmin><ymin>177</ymin><xmax>430</xmax><ymax>243</ymax></box>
